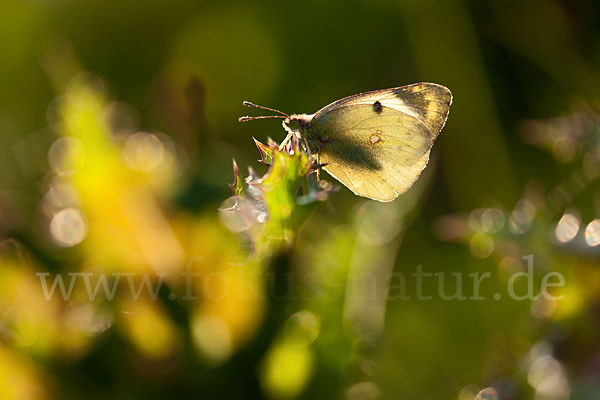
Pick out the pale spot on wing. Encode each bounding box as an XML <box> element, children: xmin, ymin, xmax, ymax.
<box><xmin>426</xmin><ymin>100</ymin><xmax>441</xmax><ymax>115</ymax></box>
<box><xmin>351</xmin><ymin>96</ymin><xmax>421</xmax><ymax>120</ymax></box>
<box><xmin>370</xmin><ymin>132</ymin><xmax>382</xmax><ymax>144</ymax></box>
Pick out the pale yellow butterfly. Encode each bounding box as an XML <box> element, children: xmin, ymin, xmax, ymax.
<box><xmin>239</xmin><ymin>83</ymin><xmax>452</xmax><ymax>202</ymax></box>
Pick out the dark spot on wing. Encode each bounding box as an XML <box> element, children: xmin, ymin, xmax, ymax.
<box><xmin>373</xmin><ymin>101</ymin><xmax>382</xmax><ymax>113</ymax></box>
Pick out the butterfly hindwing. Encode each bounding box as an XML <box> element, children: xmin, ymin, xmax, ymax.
<box><xmin>322</xmin><ymin>150</ymin><xmax>432</xmax><ymax>202</ymax></box>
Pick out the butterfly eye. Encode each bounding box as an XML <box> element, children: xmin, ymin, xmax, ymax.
<box><xmin>287</xmin><ymin>119</ymin><xmax>301</xmax><ymax>131</ymax></box>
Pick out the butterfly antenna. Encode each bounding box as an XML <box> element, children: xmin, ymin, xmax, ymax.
<box><xmin>239</xmin><ymin>100</ymin><xmax>290</xmax><ymax>122</ymax></box>
<box><xmin>239</xmin><ymin>115</ymin><xmax>286</xmax><ymax>122</ymax></box>
<box><xmin>242</xmin><ymin>101</ymin><xmax>289</xmax><ymax>116</ymax></box>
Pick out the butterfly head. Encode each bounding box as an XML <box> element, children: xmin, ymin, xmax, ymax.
<box><xmin>239</xmin><ymin>101</ymin><xmax>315</xmax><ymax>141</ymax></box>
<box><xmin>282</xmin><ymin>114</ymin><xmax>314</xmax><ymax>136</ymax></box>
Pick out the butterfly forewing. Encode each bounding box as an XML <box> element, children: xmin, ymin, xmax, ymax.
<box><xmin>307</xmin><ymin>83</ymin><xmax>452</xmax><ymax>201</ymax></box>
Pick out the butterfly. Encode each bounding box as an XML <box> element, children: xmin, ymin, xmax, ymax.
<box><xmin>239</xmin><ymin>83</ymin><xmax>452</xmax><ymax>202</ymax></box>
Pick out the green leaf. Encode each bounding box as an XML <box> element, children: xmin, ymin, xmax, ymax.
<box><xmin>253</xmin><ymin>137</ymin><xmax>275</xmax><ymax>165</ymax></box>
<box><xmin>228</xmin><ymin>159</ymin><xmax>244</xmax><ymax>196</ymax></box>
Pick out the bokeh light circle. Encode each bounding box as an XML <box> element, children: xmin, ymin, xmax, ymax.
<box><xmin>469</xmin><ymin>233</ymin><xmax>494</xmax><ymax>259</ymax></box>
<box><xmin>122</xmin><ymin>132</ymin><xmax>164</xmax><ymax>172</ymax></box>
<box><xmin>584</xmin><ymin>219</ymin><xmax>600</xmax><ymax>247</ymax></box>
<box><xmin>218</xmin><ymin>196</ymin><xmax>257</xmax><ymax>233</ymax></box>
<box><xmin>284</xmin><ymin>310</ymin><xmax>321</xmax><ymax>346</ymax></box>
<box><xmin>474</xmin><ymin>387</ymin><xmax>498</xmax><ymax>400</ymax></box>
<box><xmin>555</xmin><ymin>213</ymin><xmax>579</xmax><ymax>243</ymax></box>
<box><xmin>49</xmin><ymin>208</ymin><xmax>88</xmax><ymax>247</ymax></box>
<box><xmin>48</xmin><ymin>137</ymin><xmax>85</xmax><ymax>176</ymax></box>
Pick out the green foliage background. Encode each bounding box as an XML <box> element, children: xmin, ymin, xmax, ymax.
<box><xmin>1</xmin><ymin>0</ymin><xmax>600</xmax><ymax>399</ymax></box>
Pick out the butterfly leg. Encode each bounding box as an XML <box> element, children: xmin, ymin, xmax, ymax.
<box><xmin>315</xmin><ymin>136</ymin><xmax>331</xmax><ymax>181</ymax></box>
<box><xmin>279</xmin><ymin>118</ymin><xmax>306</xmax><ymax>151</ymax></box>
<box><xmin>278</xmin><ymin>132</ymin><xmax>294</xmax><ymax>151</ymax></box>
<box><xmin>316</xmin><ymin>149</ymin><xmax>321</xmax><ymax>181</ymax></box>
<box><xmin>300</xmin><ymin>136</ymin><xmax>320</xmax><ymax>181</ymax></box>
<box><xmin>278</xmin><ymin>119</ymin><xmax>297</xmax><ymax>150</ymax></box>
